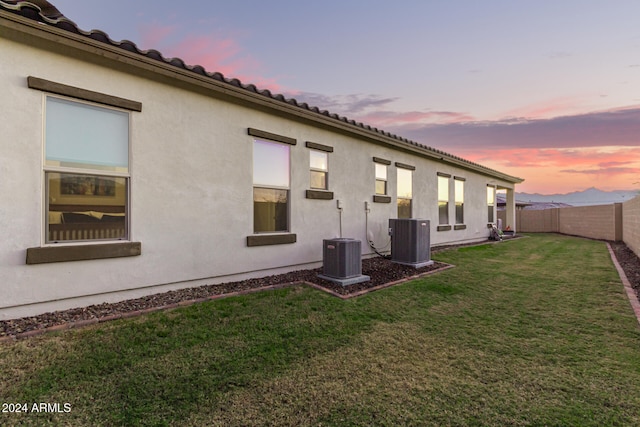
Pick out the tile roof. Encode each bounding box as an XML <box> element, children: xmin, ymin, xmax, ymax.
<box><xmin>1</xmin><ymin>0</ymin><xmax>524</xmax><ymax>184</ymax></box>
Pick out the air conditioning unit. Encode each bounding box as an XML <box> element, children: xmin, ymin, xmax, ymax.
<box><xmin>389</xmin><ymin>218</ymin><xmax>433</xmax><ymax>268</ymax></box>
<box><xmin>317</xmin><ymin>238</ymin><xmax>370</xmax><ymax>286</ymax></box>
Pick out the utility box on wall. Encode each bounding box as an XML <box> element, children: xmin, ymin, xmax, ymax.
<box><xmin>317</xmin><ymin>238</ymin><xmax>370</xmax><ymax>286</ymax></box>
<box><xmin>389</xmin><ymin>218</ymin><xmax>433</xmax><ymax>268</ymax></box>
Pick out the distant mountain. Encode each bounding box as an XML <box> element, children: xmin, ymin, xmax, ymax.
<box><xmin>516</xmin><ymin>187</ymin><xmax>639</xmax><ymax>207</ymax></box>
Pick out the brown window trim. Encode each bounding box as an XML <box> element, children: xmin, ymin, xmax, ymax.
<box><xmin>454</xmin><ymin>224</ymin><xmax>467</xmax><ymax>230</ymax></box>
<box><xmin>373</xmin><ymin>157</ymin><xmax>391</xmax><ymax>165</ymax></box>
<box><xmin>248</xmin><ymin>128</ymin><xmax>297</xmax><ymax>145</ymax></box>
<box><xmin>28</xmin><ymin>76</ymin><xmax>142</xmax><ymax>111</ymax></box>
<box><xmin>395</xmin><ymin>162</ymin><xmax>415</xmax><ymax>170</ymax></box>
<box><xmin>306</xmin><ymin>141</ymin><xmax>333</xmax><ymax>152</ymax></box>
<box><xmin>454</xmin><ymin>176</ymin><xmax>466</xmax><ymax>181</ymax></box>
<box><xmin>437</xmin><ymin>225</ymin><xmax>452</xmax><ymax>232</ymax></box>
<box><xmin>437</xmin><ymin>172</ymin><xmax>451</xmax><ymax>178</ymax></box>
<box><xmin>306</xmin><ymin>190</ymin><xmax>334</xmax><ymax>200</ymax></box>
<box><xmin>26</xmin><ymin>242</ymin><xmax>141</xmax><ymax>265</ymax></box>
<box><xmin>373</xmin><ymin>195</ymin><xmax>392</xmax><ymax>203</ymax></box>
<box><xmin>247</xmin><ymin>234</ymin><xmax>297</xmax><ymax>247</ymax></box>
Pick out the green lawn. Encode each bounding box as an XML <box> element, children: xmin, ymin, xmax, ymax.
<box><xmin>2</xmin><ymin>234</ymin><xmax>640</xmax><ymax>426</ymax></box>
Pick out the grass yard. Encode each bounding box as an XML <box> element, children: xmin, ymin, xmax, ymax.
<box><xmin>2</xmin><ymin>234</ymin><xmax>640</xmax><ymax>426</ymax></box>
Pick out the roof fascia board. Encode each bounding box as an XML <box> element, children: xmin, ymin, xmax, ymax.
<box><xmin>0</xmin><ymin>10</ymin><xmax>523</xmax><ymax>184</ymax></box>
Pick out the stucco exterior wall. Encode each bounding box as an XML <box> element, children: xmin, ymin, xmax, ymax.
<box><xmin>1</xmin><ymin>28</ymin><xmax>517</xmax><ymax>319</ymax></box>
<box><xmin>623</xmin><ymin>196</ymin><xmax>640</xmax><ymax>258</ymax></box>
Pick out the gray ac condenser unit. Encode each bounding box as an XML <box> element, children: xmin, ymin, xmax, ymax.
<box><xmin>318</xmin><ymin>238</ymin><xmax>370</xmax><ymax>286</ymax></box>
<box><xmin>389</xmin><ymin>218</ymin><xmax>433</xmax><ymax>268</ymax></box>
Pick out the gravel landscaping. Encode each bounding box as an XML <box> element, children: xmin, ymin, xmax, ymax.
<box><xmin>0</xmin><ymin>255</ymin><xmax>450</xmax><ymax>338</ymax></box>
<box><xmin>610</xmin><ymin>241</ymin><xmax>640</xmax><ymax>297</ymax></box>
<box><xmin>3</xmin><ymin>236</ymin><xmax>639</xmax><ymax>340</ymax></box>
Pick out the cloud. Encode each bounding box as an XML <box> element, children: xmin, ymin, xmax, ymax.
<box><xmin>357</xmin><ymin>110</ymin><xmax>475</xmax><ymax>127</ymax></box>
<box><xmin>286</xmin><ymin>92</ymin><xmax>476</xmax><ymax>127</ymax></box>
<box><xmin>284</xmin><ymin>92</ymin><xmax>399</xmax><ymax>115</ymax></box>
<box><xmin>454</xmin><ymin>146</ymin><xmax>640</xmax><ymax>193</ymax></box>
<box><xmin>560</xmin><ymin>166</ymin><xmax>640</xmax><ymax>176</ymax></box>
<box><xmin>139</xmin><ymin>23</ymin><xmax>176</xmax><ymax>48</ymax></box>
<box><xmin>464</xmin><ymin>146</ymin><xmax>640</xmax><ymax>169</ymax></box>
<box><xmin>138</xmin><ymin>23</ymin><xmax>282</xmax><ymax>92</ymax></box>
<box><xmin>289</xmin><ymin>93</ymin><xmax>640</xmax><ymax>155</ymax></box>
<box><xmin>501</xmin><ymin>96</ymin><xmax>589</xmax><ymax>120</ymax></box>
<box><xmin>391</xmin><ymin>107</ymin><xmax>640</xmax><ymax>152</ymax></box>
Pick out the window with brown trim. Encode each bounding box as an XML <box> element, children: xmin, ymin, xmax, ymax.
<box><xmin>309</xmin><ymin>150</ymin><xmax>328</xmax><ymax>190</ymax></box>
<box><xmin>454</xmin><ymin>178</ymin><xmax>464</xmax><ymax>225</ymax></box>
<box><xmin>487</xmin><ymin>186</ymin><xmax>496</xmax><ymax>223</ymax></box>
<box><xmin>397</xmin><ymin>167</ymin><xmax>412</xmax><ymax>218</ymax></box>
<box><xmin>375</xmin><ymin>163</ymin><xmax>388</xmax><ymax>196</ymax></box>
<box><xmin>253</xmin><ymin>139</ymin><xmax>290</xmax><ymax>233</ymax></box>
<box><xmin>44</xmin><ymin>96</ymin><xmax>130</xmax><ymax>243</ymax></box>
<box><xmin>438</xmin><ymin>175</ymin><xmax>449</xmax><ymax>225</ymax></box>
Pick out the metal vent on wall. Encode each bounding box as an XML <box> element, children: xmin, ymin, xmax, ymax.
<box><xmin>389</xmin><ymin>218</ymin><xmax>433</xmax><ymax>268</ymax></box>
<box><xmin>318</xmin><ymin>238</ymin><xmax>370</xmax><ymax>286</ymax></box>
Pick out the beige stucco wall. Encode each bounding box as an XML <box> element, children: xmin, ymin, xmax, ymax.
<box><xmin>514</xmin><ymin>203</ymin><xmax>627</xmax><ymax>242</ymax></box>
<box><xmin>558</xmin><ymin>204</ymin><xmax>620</xmax><ymax>241</ymax></box>
<box><xmin>0</xmin><ymin>27</ymin><xmax>517</xmax><ymax>318</ymax></box>
<box><xmin>623</xmin><ymin>196</ymin><xmax>640</xmax><ymax>258</ymax></box>
<box><xmin>506</xmin><ymin>209</ymin><xmax>560</xmax><ymax>233</ymax></box>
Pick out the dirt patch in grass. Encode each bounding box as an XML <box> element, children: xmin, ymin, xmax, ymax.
<box><xmin>0</xmin><ymin>257</ymin><xmax>450</xmax><ymax>339</ymax></box>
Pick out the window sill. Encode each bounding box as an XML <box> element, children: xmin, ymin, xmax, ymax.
<box><xmin>26</xmin><ymin>242</ymin><xmax>141</xmax><ymax>265</ymax></box>
<box><xmin>306</xmin><ymin>190</ymin><xmax>334</xmax><ymax>200</ymax></box>
<box><xmin>373</xmin><ymin>195</ymin><xmax>391</xmax><ymax>203</ymax></box>
<box><xmin>247</xmin><ymin>233</ymin><xmax>297</xmax><ymax>247</ymax></box>
<box><xmin>454</xmin><ymin>224</ymin><xmax>467</xmax><ymax>230</ymax></box>
<box><xmin>437</xmin><ymin>225</ymin><xmax>452</xmax><ymax>232</ymax></box>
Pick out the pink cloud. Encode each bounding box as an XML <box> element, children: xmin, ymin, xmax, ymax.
<box><xmin>501</xmin><ymin>96</ymin><xmax>592</xmax><ymax>120</ymax></box>
<box><xmin>458</xmin><ymin>146</ymin><xmax>640</xmax><ymax>193</ymax></box>
<box><xmin>354</xmin><ymin>110</ymin><xmax>475</xmax><ymax>127</ymax></box>
<box><xmin>139</xmin><ymin>23</ymin><xmax>176</xmax><ymax>49</ymax></box>
<box><xmin>137</xmin><ymin>24</ymin><xmax>283</xmax><ymax>93</ymax></box>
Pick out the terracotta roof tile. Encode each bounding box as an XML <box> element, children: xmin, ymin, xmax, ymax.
<box><xmin>0</xmin><ymin>0</ymin><xmax>523</xmax><ymax>183</ymax></box>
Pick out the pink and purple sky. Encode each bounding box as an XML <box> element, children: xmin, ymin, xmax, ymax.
<box><xmin>52</xmin><ymin>0</ymin><xmax>640</xmax><ymax>194</ymax></box>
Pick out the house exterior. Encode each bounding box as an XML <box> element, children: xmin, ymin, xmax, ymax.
<box><xmin>0</xmin><ymin>1</ymin><xmax>523</xmax><ymax>319</ymax></box>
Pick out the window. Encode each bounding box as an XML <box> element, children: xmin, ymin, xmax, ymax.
<box><xmin>309</xmin><ymin>150</ymin><xmax>328</xmax><ymax>190</ymax></box>
<box><xmin>438</xmin><ymin>175</ymin><xmax>449</xmax><ymax>225</ymax></box>
<box><xmin>487</xmin><ymin>186</ymin><xmax>495</xmax><ymax>223</ymax></box>
<box><xmin>44</xmin><ymin>96</ymin><xmax>129</xmax><ymax>243</ymax></box>
<box><xmin>455</xmin><ymin>178</ymin><xmax>464</xmax><ymax>224</ymax></box>
<box><xmin>397</xmin><ymin>168</ymin><xmax>412</xmax><ymax>218</ymax></box>
<box><xmin>375</xmin><ymin>163</ymin><xmax>387</xmax><ymax>195</ymax></box>
<box><xmin>253</xmin><ymin>139</ymin><xmax>290</xmax><ymax>232</ymax></box>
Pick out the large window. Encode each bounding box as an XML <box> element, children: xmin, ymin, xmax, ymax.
<box><xmin>438</xmin><ymin>175</ymin><xmax>449</xmax><ymax>225</ymax></box>
<box><xmin>309</xmin><ymin>150</ymin><xmax>328</xmax><ymax>190</ymax></box>
<box><xmin>455</xmin><ymin>178</ymin><xmax>464</xmax><ymax>224</ymax></box>
<box><xmin>44</xmin><ymin>96</ymin><xmax>129</xmax><ymax>243</ymax></box>
<box><xmin>375</xmin><ymin>163</ymin><xmax>388</xmax><ymax>195</ymax></box>
<box><xmin>397</xmin><ymin>167</ymin><xmax>413</xmax><ymax>219</ymax></box>
<box><xmin>487</xmin><ymin>186</ymin><xmax>495</xmax><ymax>223</ymax></box>
<box><xmin>253</xmin><ymin>139</ymin><xmax>290</xmax><ymax>232</ymax></box>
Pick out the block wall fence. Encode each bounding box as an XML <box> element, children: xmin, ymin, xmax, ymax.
<box><xmin>497</xmin><ymin>195</ymin><xmax>640</xmax><ymax>258</ymax></box>
<box><xmin>623</xmin><ymin>196</ymin><xmax>640</xmax><ymax>258</ymax></box>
